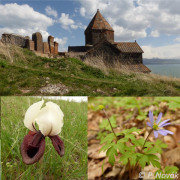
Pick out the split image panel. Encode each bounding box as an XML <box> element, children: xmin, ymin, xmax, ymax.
<box><xmin>88</xmin><ymin>97</ymin><xmax>180</xmax><ymax>179</ymax></box>
<box><xmin>1</xmin><ymin>96</ymin><xmax>87</xmax><ymax>179</ymax></box>
<box><xmin>0</xmin><ymin>97</ymin><xmax>180</xmax><ymax>179</ymax></box>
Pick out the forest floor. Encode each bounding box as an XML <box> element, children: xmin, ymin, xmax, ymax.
<box><xmin>88</xmin><ymin>97</ymin><xmax>180</xmax><ymax>180</ymax></box>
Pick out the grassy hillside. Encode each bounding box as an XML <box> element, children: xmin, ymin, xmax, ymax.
<box><xmin>0</xmin><ymin>42</ymin><xmax>180</xmax><ymax>96</ymax></box>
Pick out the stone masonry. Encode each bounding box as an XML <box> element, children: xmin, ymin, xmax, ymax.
<box><xmin>1</xmin><ymin>32</ymin><xmax>59</xmax><ymax>56</ymax></box>
<box><xmin>26</xmin><ymin>39</ymin><xmax>34</xmax><ymax>51</ymax></box>
<box><xmin>32</xmin><ymin>32</ymin><xmax>43</xmax><ymax>52</ymax></box>
<box><xmin>54</xmin><ymin>42</ymin><xmax>58</xmax><ymax>55</ymax></box>
<box><xmin>43</xmin><ymin>42</ymin><xmax>50</xmax><ymax>54</ymax></box>
<box><xmin>48</xmin><ymin>36</ymin><xmax>54</xmax><ymax>54</ymax></box>
<box><xmin>25</xmin><ymin>37</ymin><xmax>34</xmax><ymax>51</ymax></box>
<box><xmin>2</xmin><ymin>33</ymin><xmax>26</xmax><ymax>47</ymax></box>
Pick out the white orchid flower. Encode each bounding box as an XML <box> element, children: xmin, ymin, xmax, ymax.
<box><xmin>21</xmin><ymin>100</ymin><xmax>65</xmax><ymax>165</ymax></box>
<box><xmin>24</xmin><ymin>100</ymin><xmax>64</xmax><ymax>136</ymax></box>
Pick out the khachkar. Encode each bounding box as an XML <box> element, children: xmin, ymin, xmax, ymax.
<box><xmin>54</xmin><ymin>42</ymin><xmax>58</xmax><ymax>55</ymax></box>
<box><xmin>43</xmin><ymin>42</ymin><xmax>50</xmax><ymax>54</ymax></box>
<box><xmin>32</xmin><ymin>32</ymin><xmax>43</xmax><ymax>52</ymax></box>
<box><xmin>1</xmin><ymin>32</ymin><xmax>59</xmax><ymax>55</ymax></box>
<box><xmin>48</xmin><ymin>36</ymin><xmax>54</xmax><ymax>54</ymax></box>
<box><xmin>25</xmin><ymin>36</ymin><xmax>34</xmax><ymax>51</ymax></box>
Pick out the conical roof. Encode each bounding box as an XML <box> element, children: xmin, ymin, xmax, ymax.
<box><xmin>85</xmin><ymin>9</ymin><xmax>114</xmax><ymax>33</ymax></box>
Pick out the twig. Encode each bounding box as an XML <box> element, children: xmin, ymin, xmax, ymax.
<box><xmin>88</xmin><ymin>134</ymin><xmax>98</xmax><ymax>141</ymax></box>
<box><xmin>88</xmin><ymin>129</ymin><xmax>99</xmax><ymax>132</ymax></box>
<box><xmin>102</xmin><ymin>109</ymin><xmax>117</xmax><ymax>138</ymax></box>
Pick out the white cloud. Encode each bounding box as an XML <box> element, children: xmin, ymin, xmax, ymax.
<box><xmin>0</xmin><ymin>27</ymin><xmax>48</xmax><ymax>42</ymax></box>
<box><xmin>58</xmin><ymin>13</ymin><xmax>86</xmax><ymax>30</ymax></box>
<box><xmin>0</xmin><ymin>3</ymin><xmax>68</xmax><ymax>51</ymax></box>
<box><xmin>80</xmin><ymin>7</ymin><xmax>86</xmax><ymax>17</ymax></box>
<box><xmin>59</xmin><ymin>13</ymin><xmax>75</xmax><ymax>30</ymax></box>
<box><xmin>149</xmin><ymin>30</ymin><xmax>159</xmax><ymax>37</ymax></box>
<box><xmin>54</xmin><ymin>37</ymin><xmax>68</xmax><ymax>51</ymax></box>
<box><xmin>113</xmin><ymin>25</ymin><xmax>146</xmax><ymax>41</ymax></box>
<box><xmin>71</xmin><ymin>24</ymin><xmax>78</xmax><ymax>29</ymax></box>
<box><xmin>142</xmin><ymin>44</ymin><xmax>180</xmax><ymax>59</ymax></box>
<box><xmin>174</xmin><ymin>36</ymin><xmax>180</xmax><ymax>42</ymax></box>
<box><xmin>0</xmin><ymin>3</ymin><xmax>54</xmax><ymax>40</ymax></box>
<box><xmin>0</xmin><ymin>3</ymin><xmax>53</xmax><ymax>30</ymax></box>
<box><xmin>45</xmin><ymin>6</ymin><xmax>58</xmax><ymax>18</ymax></box>
<box><xmin>77</xmin><ymin>0</ymin><xmax>180</xmax><ymax>41</ymax></box>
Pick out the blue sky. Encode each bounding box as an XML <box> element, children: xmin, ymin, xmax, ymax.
<box><xmin>1</xmin><ymin>0</ymin><xmax>180</xmax><ymax>59</ymax></box>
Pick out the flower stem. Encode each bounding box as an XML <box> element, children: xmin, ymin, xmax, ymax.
<box><xmin>130</xmin><ymin>129</ymin><xmax>153</xmax><ymax>179</ymax></box>
<box><xmin>141</xmin><ymin>129</ymin><xmax>153</xmax><ymax>153</ymax></box>
<box><xmin>102</xmin><ymin>109</ymin><xmax>117</xmax><ymax>138</ymax></box>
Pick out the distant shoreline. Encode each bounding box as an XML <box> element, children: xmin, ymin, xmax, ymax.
<box><xmin>143</xmin><ymin>59</ymin><xmax>180</xmax><ymax>65</ymax></box>
<box><xmin>144</xmin><ymin>63</ymin><xmax>180</xmax><ymax>65</ymax></box>
<box><xmin>145</xmin><ymin>63</ymin><xmax>180</xmax><ymax>78</ymax></box>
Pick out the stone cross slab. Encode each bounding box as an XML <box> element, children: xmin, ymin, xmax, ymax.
<box><xmin>32</xmin><ymin>32</ymin><xmax>43</xmax><ymax>52</ymax></box>
<box><xmin>48</xmin><ymin>36</ymin><xmax>54</xmax><ymax>54</ymax></box>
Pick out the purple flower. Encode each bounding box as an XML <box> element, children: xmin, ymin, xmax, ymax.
<box><xmin>147</xmin><ymin>111</ymin><xmax>174</xmax><ymax>138</ymax></box>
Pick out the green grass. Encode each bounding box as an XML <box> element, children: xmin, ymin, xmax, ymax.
<box><xmin>1</xmin><ymin>97</ymin><xmax>87</xmax><ymax>180</ymax></box>
<box><xmin>0</xmin><ymin>45</ymin><xmax>180</xmax><ymax>96</ymax></box>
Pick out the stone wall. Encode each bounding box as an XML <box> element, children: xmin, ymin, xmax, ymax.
<box><xmin>85</xmin><ymin>29</ymin><xmax>114</xmax><ymax>45</ymax></box>
<box><xmin>1</xmin><ymin>32</ymin><xmax>59</xmax><ymax>56</ymax></box>
<box><xmin>25</xmin><ymin>38</ymin><xmax>34</xmax><ymax>51</ymax></box>
<box><xmin>32</xmin><ymin>32</ymin><xmax>43</xmax><ymax>52</ymax></box>
<box><xmin>54</xmin><ymin>42</ymin><xmax>58</xmax><ymax>55</ymax></box>
<box><xmin>48</xmin><ymin>36</ymin><xmax>54</xmax><ymax>54</ymax></box>
<box><xmin>1</xmin><ymin>33</ymin><xmax>26</xmax><ymax>47</ymax></box>
<box><xmin>43</xmin><ymin>42</ymin><xmax>50</xmax><ymax>54</ymax></box>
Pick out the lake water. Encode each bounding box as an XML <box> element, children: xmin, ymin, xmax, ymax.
<box><xmin>145</xmin><ymin>64</ymin><xmax>180</xmax><ymax>78</ymax></box>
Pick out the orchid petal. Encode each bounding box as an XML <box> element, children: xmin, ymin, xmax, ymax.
<box><xmin>20</xmin><ymin>131</ymin><xmax>45</xmax><ymax>165</ymax></box>
<box><xmin>49</xmin><ymin>135</ymin><xmax>65</xmax><ymax>157</ymax></box>
<box><xmin>147</xmin><ymin>122</ymin><xmax>152</xmax><ymax>128</ymax></box>
<box><xmin>158</xmin><ymin>119</ymin><xmax>170</xmax><ymax>127</ymax></box>
<box><xmin>149</xmin><ymin>111</ymin><xmax>154</xmax><ymax>126</ymax></box>
<box><xmin>154</xmin><ymin>131</ymin><xmax>158</xmax><ymax>138</ymax></box>
<box><xmin>156</xmin><ymin>129</ymin><xmax>168</xmax><ymax>136</ymax></box>
<box><xmin>35</xmin><ymin>102</ymin><xmax>64</xmax><ymax>136</ymax></box>
<box><xmin>158</xmin><ymin>123</ymin><xmax>171</xmax><ymax>128</ymax></box>
<box><xmin>156</xmin><ymin>112</ymin><xmax>162</xmax><ymax>124</ymax></box>
<box><xmin>24</xmin><ymin>100</ymin><xmax>44</xmax><ymax>132</ymax></box>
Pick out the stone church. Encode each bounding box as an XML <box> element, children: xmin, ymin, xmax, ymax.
<box><xmin>68</xmin><ymin>9</ymin><xmax>151</xmax><ymax>73</ymax></box>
